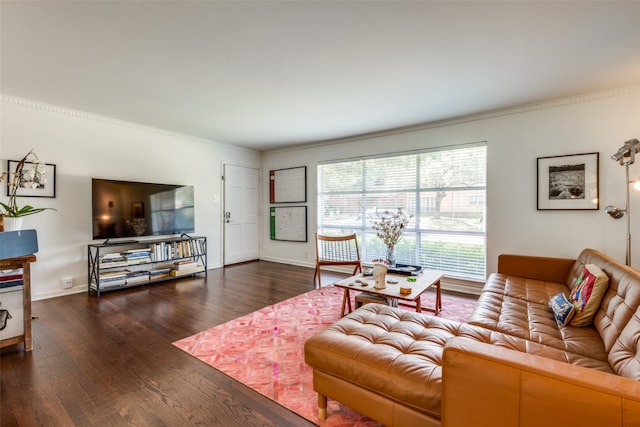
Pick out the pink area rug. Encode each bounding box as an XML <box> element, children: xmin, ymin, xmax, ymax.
<box><xmin>173</xmin><ymin>285</ymin><xmax>476</xmax><ymax>426</ymax></box>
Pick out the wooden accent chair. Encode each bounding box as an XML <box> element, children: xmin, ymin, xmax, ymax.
<box><xmin>314</xmin><ymin>233</ymin><xmax>362</xmax><ymax>288</ymax></box>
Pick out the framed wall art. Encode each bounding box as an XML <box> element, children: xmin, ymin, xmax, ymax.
<box><xmin>6</xmin><ymin>160</ymin><xmax>56</xmax><ymax>198</ymax></box>
<box><xmin>269</xmin><ymin>206</ymin><xmax>307</xmax><ymax>242</ymax></box>
<box><xmin>537</xmin><ymin>152</ymin><xmax>599</xmax><ymax>210</ymax></box>
<box><xmin>269</xmin><ymin>166</ymin><xmax>306</xmax><ymax>203</ymax></box>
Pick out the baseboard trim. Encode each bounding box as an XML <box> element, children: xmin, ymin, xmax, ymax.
<box><xmin>32</xmin><ymin>286</ymin><xmax>86</xmax><ymax>301</ymax></box>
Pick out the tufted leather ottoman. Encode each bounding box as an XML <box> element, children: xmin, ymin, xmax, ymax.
<box><xmin>304</xmin><ymin>303</ymin><xmax>464</xmax><ymax>426</ymax></box>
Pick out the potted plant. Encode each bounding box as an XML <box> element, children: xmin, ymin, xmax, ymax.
<box><xmin>0</xmin><ymin>149</ymin><xmax>56</xmax><ymax>231</ymax></box>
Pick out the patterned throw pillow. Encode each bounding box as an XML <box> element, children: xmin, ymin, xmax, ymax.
<box><xmin>569</xmin><ymin>264</ymin><xmax>610</xmax><ymax>327</ymax></box>
<box><xmin>549</xmin><ymin>292</ymin><xmax>575</xmax><ymax>326</ymax></box>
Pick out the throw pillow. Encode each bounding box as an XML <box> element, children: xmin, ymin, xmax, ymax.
<box><xmin>569</xmin><ymin>264</ymin><xmax>609</xmax><ymax>327</ymax></box>
<box><xmin>548</xmin><ymin>292</ymin><xmax>575</xmax><ymax>326</ymax></box>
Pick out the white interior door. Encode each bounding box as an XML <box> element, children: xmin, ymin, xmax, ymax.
<box><xmin>223</xmin><ymin>164</ymin><xmax>260</xmax><ymax>265</ymax></box>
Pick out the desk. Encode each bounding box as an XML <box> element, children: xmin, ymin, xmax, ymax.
<box><xmin>334</xmin><ymin>270</ymin><xmax>443</xmax><ymax>317</ymax></box>
<box><xmin>0</xmin><ymin>254</ymin><xmax>35</xmax><ymax>351</ymax></box>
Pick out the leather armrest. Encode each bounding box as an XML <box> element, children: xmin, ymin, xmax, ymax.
<box><xmin>441</xmin><ymin>337</ymin><xmax>640</xmax><ymax>427</ymax></box>
<box><xmin>497</xmin><ymin>253</ymin><xmax>575</xmax><ymax>283</ymax></box>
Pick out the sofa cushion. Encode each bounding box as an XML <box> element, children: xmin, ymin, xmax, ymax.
<box><xmin>608</xmin><ymin>305</ymin><xmax>640</xmax><ymax>380</ymax></box>
<box><xmin>549</xmin><ymin>292</ymin><xmax>575</xmax><ymax>326</ymax></box>
<box><xmin>469</xmin><ymin>290</ymin><xmax>609</xmax><ymax>361</ymax></box>
<box><xmin>481</xmin><ymin>273</ymin><xmax>569</xmax><ymax>305</ymax></box>
<box><xmin>569</xmin><ymin>264</ymin><xmax>609</xmax><ymax>327</ymax></box>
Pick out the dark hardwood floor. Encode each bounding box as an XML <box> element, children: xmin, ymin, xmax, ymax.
<box><xmin>1</xmin><ymin>261</ymin><xmax>349</xmax><ymax>427</ymax></box>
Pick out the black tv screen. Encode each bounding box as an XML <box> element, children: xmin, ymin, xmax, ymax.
<box><xmin>91</xmin><ymin>178</ymin><xmax>195</xmax><ymax>240</ymax></box>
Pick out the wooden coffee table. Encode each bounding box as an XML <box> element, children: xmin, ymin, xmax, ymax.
<box><xmin>334</xmin><ymin>270</ymin><xmax>444</xmax><ymax>317</ymax></box>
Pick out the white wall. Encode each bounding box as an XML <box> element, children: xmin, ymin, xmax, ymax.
<box><xmin>0</xmin><ymin>96</ymin><xmax>261</xmax><ymax>300</ymax></box>
<box><xmin>261</xmin><ymin>88</ymin><xmax>640</xmax><ymax>278</ymax></box>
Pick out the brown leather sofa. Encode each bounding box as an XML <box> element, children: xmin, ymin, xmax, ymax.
<box><xmin>304</xmin><ymin>248</ymin><xmax>640</xmax><ymax>426</ymax></box>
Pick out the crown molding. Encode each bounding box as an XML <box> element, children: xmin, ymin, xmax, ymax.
<box><xmin>1</xmin><ymin>93</ymin><xmax>166</xmax><ymax>134</ymax></box>
<box><xmin>4</xmin><ymin>85</ymin><xmax>639</xmax><ymax>154</ymax></box>
<box><xmin>0</xmin><ymin>93</ymin><xmax>258</xmax><ymax>154</ymax></box>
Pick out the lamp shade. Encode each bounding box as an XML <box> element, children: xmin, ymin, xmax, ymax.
<box><xmin>605</xmin><ymin>205</ymin><xmax>624</xmax><ymax>219</ymax></box>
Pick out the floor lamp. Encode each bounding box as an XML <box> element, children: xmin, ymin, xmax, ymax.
<box><xmin>606</xmin><ymin>138</ymin><xmax>640</xmax><ymax>266</ymax></box>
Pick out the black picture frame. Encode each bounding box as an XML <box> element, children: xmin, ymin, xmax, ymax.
<box><xmin>269</xmin><ymin>166</ymin><xmax>307</xmax><ymax>203</ymax></box>
<box><xmin>537</xmin><ymin>152</ymin><xmax>599</xmax><ymax>210</ymax></box>
<box><xmin>6</xmin><ymin>160</ymin><xmax>56</xmax><ymax>198</ymax></box>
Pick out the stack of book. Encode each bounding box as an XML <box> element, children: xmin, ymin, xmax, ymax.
<box><xmin>0</xmin><ymin>269</ymin><xmax>23</xmax><ymax>289</ymax></box>
<box><xmin>99</xmin><ymin>253</ymin><xmax>128</xmax><ymax>268</ymax></box>
<box><xmin>149</xmin><ymin>267</ymin><xmax>171</xmax><ymax>280</ymax></box>
<box><xmin>125</xmin><ymin>270</ymin><xmax>150</xmax><ymax>285</ymax></box>
<box><xmin>123</xmin><ymin>249</ymin><xmax>152</xmax><ymax>265</ymax></box>
<box><xmin>170</xmin><ymin>261</ymin><xmax>205</xmax><ymax>277</ymax></box>
<box><xmin>97</xmin><ymin>270</ymin><xmax>127</xmax><ymax>290</ymax></box>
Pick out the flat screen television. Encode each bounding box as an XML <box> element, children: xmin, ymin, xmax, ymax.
<box><xmin>91</xmin><ymin>178</ymin><xmax>195</xmax><ymax>241</ymax></box>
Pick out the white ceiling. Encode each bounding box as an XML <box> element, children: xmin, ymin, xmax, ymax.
<box><xmin>2</xmin><ymin>1</ymin><xmax>640</xmax><ymax>151</ymax></box>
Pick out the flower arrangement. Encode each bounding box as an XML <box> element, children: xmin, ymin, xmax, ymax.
<box><xmin>0</xmin><ymin>149</ymin><xmax>56</xmax><ymax>217</ymax></box>
<box><xmin>369</xmin><ymin>207</ymin><xmax>413</xmax><ymax>249</ymax></box>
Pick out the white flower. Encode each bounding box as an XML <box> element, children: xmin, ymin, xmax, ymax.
<box><xmin>35</xmin><ymin>162</ymin><xmax>46</xmax><ymax>173</ymax></box>
<box><xmin>22</xmin><ymin>168</ymin><xmax>36</xmax><ymax>181</ymax></box>
<box><xmin>369</xmin><ymin>208</ymin><xmax>413</xmax><ymax>248</ymax></box>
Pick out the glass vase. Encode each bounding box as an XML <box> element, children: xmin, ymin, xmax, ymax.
<box><xmin>386</xmin><ymin>245</ymin><xmax>396</xmax><ymax>267</ymax></box>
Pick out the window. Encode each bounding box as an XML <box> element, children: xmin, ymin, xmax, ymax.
<box><xmin>317</xmin><ymin>143</ymin><xmax>486</xmax><ymax>281</ymax></box>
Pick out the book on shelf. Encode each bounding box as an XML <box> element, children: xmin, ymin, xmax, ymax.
<box><xmin>123</xmin><ymin>250</ymin><xmax>152</xmax><ymax>262</ymax></box>
<box><xmin>0</xmin><ymin>270</ymin><xmax>23</xmax><ymax>282</ymax></box>
<box><xmin>94</xmin><ymin>278</ymin><xmax>126</xmax><ymax>289</ymax></box>
<box><xmin>124</xmin><ymin>252</ymin><xmax>152</xmax><ymax>258</ymax></box>
<box><xmin>173</xmin><ymin>261</ymin><xmax>198</xmax><ymax>270</ymax></box>
<box><xmin>169</xmin><ymin>265</ymin><xmax>205</xmax><ymax>277</ymax></box>
<box><xmin>126</xmin><ymin>257</ymin><xmax>152</xmax><ymax>265</ymax></box>
<box><xmin>102</xmin><ymin>253</ymin><xmax>124</xmax><ymax>259</ymax></box>
<box><xmin>0</xmin><ymin>279</ymin><xmax>23</xmax><ymax>289</ymax></box>
<box><xmin>99</xmin><ymin>254</ymin><xmax>128</xmax><ymax>268</ymax></box>
<box><xmin>125</xmin><ymin>275</ymin><xmax>150</xmax><ymax>285</ymax></box>
<box><xmin>126</xmin><ymin>270</ymin><xmax>150</xmax><ymax>277</ymax></box>
<box><xmin>149</xmin><ymin>268</ymin><xmax>171</xmax><ymax>280</ymax></box>
<box><xmin>99</xmin><ymin>270</ymin><xmax>128</xmax><ymax>280</ymax></box>
<box><xmin>121</xmin><ymin>248</ymin><xmax>152</xmax><ymax>254</ymax></box>
<box><xmin>99</xmin><ymin>261</ymin><xmax>129</xmax><ymax>268</ymax></box>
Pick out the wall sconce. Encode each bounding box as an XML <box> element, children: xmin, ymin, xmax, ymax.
<box><xmin>606</xmin><ymin>138</ymin><xmax>640</xmax><ymax>266</ymax></box>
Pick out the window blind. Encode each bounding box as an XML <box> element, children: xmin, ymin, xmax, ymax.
<box><xmin>318</xmin><ymin>143</ymin><xmax>486</xmax><ymax>280</ymax></box>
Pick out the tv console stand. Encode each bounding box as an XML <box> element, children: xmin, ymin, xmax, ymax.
<box><xmin>88</xmin><ymin>235</ymin><xmax>207</xmax><ymax>297</ymax></box>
